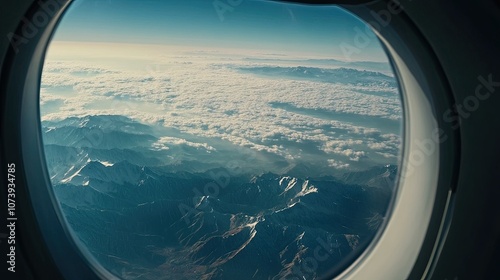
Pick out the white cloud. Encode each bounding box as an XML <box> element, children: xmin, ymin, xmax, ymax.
<box><xmin>327</xmin><ymin>159</ymin><xmax>350</xmax><ymax>169</ymax></box>
<box><xmin>40</xmin><ymin>47</ymin><xmax>403</xmax><ymax>169</ymax></box>
<box><xmin>152</xmin><ymin>136</ymin><xmax>215</xmax><ymax>152</ymax></box>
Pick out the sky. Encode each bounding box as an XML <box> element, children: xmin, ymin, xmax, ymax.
<box><xmin>52</xmin><ymin>0</ymin><xmax>387</xmax><ymax>61</ymax></box>
<box><xmin>40</xmin><ymin>0</ymin><xmax>401</xmax><ymax>174</ymax></box>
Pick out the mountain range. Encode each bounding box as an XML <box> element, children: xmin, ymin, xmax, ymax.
<box><xmin>42</xmin><ymin>115</ymin><xmax>396</xmax><ymax>279</ymax></box>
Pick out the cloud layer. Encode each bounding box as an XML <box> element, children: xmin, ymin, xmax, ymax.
<box><xmin>41</xmin><ymin>46</ymin><xmax>402</xmax><ymax>172</ymax></box>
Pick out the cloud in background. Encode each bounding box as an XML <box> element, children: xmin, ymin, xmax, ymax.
<box><xmin>41</xmin><ymin>42</ymin><xmax>401</xmax><ymax>172</ymax></box>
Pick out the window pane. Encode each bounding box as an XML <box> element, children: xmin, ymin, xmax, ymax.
<box><xmin>40</xmin><ymin>0</ymin><xmax>402</xmax><ymax>279</ymax></box>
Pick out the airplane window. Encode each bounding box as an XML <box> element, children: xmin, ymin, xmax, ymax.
<box><xmin>40</xmin><ymin>0</ymin><xmax>402</xmax><ymax>279</ymax></box>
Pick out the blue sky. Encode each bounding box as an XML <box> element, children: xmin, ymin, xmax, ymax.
<box><xmin>42</xmin><ymin>1</ymin><xmax>401</xmax><ymax>173</ymax></box>
<box><xmin>53</xmin><ymin>0</ymin><xmax>387</xmax><ymax>61</ymax></box>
